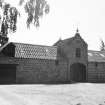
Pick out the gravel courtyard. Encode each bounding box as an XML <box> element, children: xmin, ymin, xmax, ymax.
<box><xmin>0</xmin><ymin>83</ymin><xmax>105</xmax><ymax>105</ymax></box>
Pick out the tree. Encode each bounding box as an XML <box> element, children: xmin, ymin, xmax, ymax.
<box><xmin>0</xmin><ymin>0</ymin><xmax>49</xmax><ymax>46</ymax></box>
<box><xmin>19</xmin><ymin>0</ymin><xmax>50</xmax><ymax>27</ymax></box>
<box><xmin>100</xmin><ymin>39</ymin><xmax>105</xmax><ymax>51</ymax></box>
<box><xmin>0</xmin><ymin>0</ymin><xmax>20</xmax><ymax>45</ymax></box>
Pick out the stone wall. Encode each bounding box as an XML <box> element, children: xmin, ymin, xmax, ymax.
<box><xmin>88</xmin><ymin>62</ymin><xmax>105</xmax><ymax>82</ymax></box>
<box><xmin>1</xmin><ymin>56</ymin><xmax>105</xmax><ymax>83</ymax></box>
<box><xmin>16</xmin><ymin>58</ymin><xmax>68</xmax><ymax>84</ymax></box>
<box><xmin>0</xmin><ymin>56</ymin><xmax>68</xmax><ymax>84</ymax></box>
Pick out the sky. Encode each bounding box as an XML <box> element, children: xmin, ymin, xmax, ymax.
<box><xmin>4</xmin><ymin>0</ymin><xmax>105</xmax><ymax>50</ymax></box>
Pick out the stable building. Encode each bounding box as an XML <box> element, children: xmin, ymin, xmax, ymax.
<box><xmin>0</xmin><ymin>30</ymin><xmax>105</xmax><ymax>84</ymax></box>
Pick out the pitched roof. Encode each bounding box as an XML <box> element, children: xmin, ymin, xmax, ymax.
<box><xmin>54</xmin><ymin>32</ymin><xmax>87</xmax><ymax>47</ymax></box>
<box><xmin>1</xmin><ymin>42</ymin><xmax>105</xmax><ymax>62</ymax></box>
<box><xmin>53</xmin><ymin>37</ymin><xmax>75</xmax><ymax>46</ymax></box>
<box><xmin>88</xmin><ymin>50</ymin><xmax>105</xmax><ymax>62</ymax></box>
<box><xmin>0</xmin><ymin>42</ymin><xmax>57</xmax><ymax>60</ymax></box>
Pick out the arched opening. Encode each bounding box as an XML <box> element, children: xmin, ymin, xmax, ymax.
<box><xmin>70</xmin><ymin>63</ymin><xmax>86</xmax><ymax>82</ymax></box>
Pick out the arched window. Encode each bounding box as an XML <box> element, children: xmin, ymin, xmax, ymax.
<box><xmin>76</xmin><ymin>48</ymin><xmax>81</xmax><ymax>57</ymax></box>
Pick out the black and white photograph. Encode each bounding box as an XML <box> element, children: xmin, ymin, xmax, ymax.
<box><xmin>0</xmin><ymin>0</ymin><xmax>105</xmax><ymax>105</ymax></box>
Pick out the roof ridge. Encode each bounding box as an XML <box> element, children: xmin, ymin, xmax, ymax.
<box><xmin>11</xmin><ymin>42</ymin><xmax>57</xmax><ymax>48</ymax></box>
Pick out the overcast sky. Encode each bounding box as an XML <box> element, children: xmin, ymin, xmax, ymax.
<box><xmin>5</xmin><ymin>0</ymin><xmax>105</xmax><ymax>50</ymax></box>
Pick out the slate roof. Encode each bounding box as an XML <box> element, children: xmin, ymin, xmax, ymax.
<box><xmin>88</xmin><ymin>50</ymin><xmax>105</xmax><ymax>62</ymax></box>
<box><xmin>0</xmin><ymin>42</ymin><xmax>57</xmax><ymax>60</ymax></box>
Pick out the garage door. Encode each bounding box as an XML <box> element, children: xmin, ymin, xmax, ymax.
<box><xmin>0</xmin><ymin>64</ymin><xmax>16</xmax><ymax>84</ymax></box>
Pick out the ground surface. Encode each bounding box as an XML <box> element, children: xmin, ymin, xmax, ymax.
<box><xmin>0</xmin><ymin>83</ymin><xmax>105</xmax><ymax>105</ymax></box>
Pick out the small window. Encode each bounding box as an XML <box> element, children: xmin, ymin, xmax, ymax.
<box><xmin>76</xmin><ymin>48</ymin><xmax>81</xmax><ymax>57</ymax></box>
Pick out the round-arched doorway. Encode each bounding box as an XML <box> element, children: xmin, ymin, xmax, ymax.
<box><xmin>70</xmin><ymin>63</ymin><xmax>86</xmax><ymax>82</ymax></box>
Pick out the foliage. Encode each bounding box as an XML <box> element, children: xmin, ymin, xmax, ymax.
<box><xmin>0</xmin><ymin>0</ymin><xmax>19</xmax><ymax>36</ymax></box>
<box><xmin>0</xmin><ymin>0</ymin><xmax>50</xmax><ymax>35</ymax></box>
<box><xmin>0</xmin><ymin>0</ymin><xmax>49</xmax><ymax>46</ymax></box>
<box><xmin>19</xmin><ymin>0</ymin><xmax>50</xmax><ymax>27</ymax></box>
<box><xmin>100</xmin><ymin>39</ymin><xmax>105</xmax><ymax>51</ymax></box>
